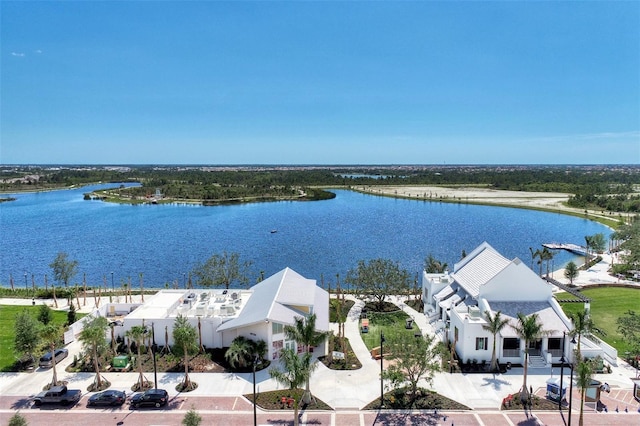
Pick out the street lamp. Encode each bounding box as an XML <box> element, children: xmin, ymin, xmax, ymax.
<box><xmin>252</xmin><ymin>354</ymin><xmax>259</xmax><ymax>426</ymax></box>
<box><xmin>111</xmin><ymin>272</ymin><xmax>114</xmax><ymax>295</ymax></box>
<box><xmin>24</xmin><ymin>273</ymin><xmax>28</xmax><ymax>292</ymax></box>
<box><xmin>559</xmin><ymin>331</ymin><xmax>566</xmax><ymax>411</ymax></box>
<box><xmin>380</xmin><ymin>331</ymin><xmax>385</xmax><ymax>408</ymax></box>
<box><xmin>567</xmin><ymin>335</ymin><xmax>577</xmax><ymax>426</ymax></box>
<box><xmin>151</xmin><ymin>323</ymin><xmax>158</xmax><ymax>389</ymax></box>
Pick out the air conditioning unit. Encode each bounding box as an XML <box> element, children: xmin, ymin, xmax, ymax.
<box><xmin>468</xmin><ymin>306</ymin><xmax>481</xmax><ymax>318</ymax></box>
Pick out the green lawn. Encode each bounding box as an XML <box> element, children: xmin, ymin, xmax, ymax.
<box><xmin>558</xmin><ymin>287</ymin><xmax>640</xmax><ymax>355</ymax></box>
<box><xmin>0</xmin><ymin>304</ymin><xmax>73</xmax><ymax>372</ymax></box>
<box><xmin>360</xmin><ymin>310</ymin><xmax>418</xmax><ymax>351</ymax></box>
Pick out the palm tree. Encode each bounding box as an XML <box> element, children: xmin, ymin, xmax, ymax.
<box><xmin>225</xmin><ymin>336</ymin><xmax>267</xmax><ymax>369</ymax></box>
<box><xmin>284</xmin><ymin>313</ymin><xmax>329</xmax><ymax>404</ymax></box>
<box><xmin>269</xmin><ymin>347</ymin><xmax>316</xmax><ymax>426</ymax></box>
<box><xmin>79</xmin><ymin>316</ymin><xmax>109</xmax><ymax>390</ymax></box>
<box><xmin>225</xmin><ymin>337</ymin><xmax>251</xmax><ymax>369</ymax></box>
<box><xmin>424</xmin><ymin>254</ymin><xmax>448</xmax><ymax>273</ymax></box>
<box><xmin>41</xmin><ymin>323</ymin><xmax>62</xmax><ymax>387</ymax></box>
<box><xmin>482</xmin><ymin>310</ymin><xmax>509</xmax><ymax>372</ymax></box>
<box><xmin>584</xmin><ymin>235</ymin><xmax>593</xmax><ymax>267</ymax></box>
<box><xmin>511</xmin><ymin>312</ymin><xmax>548</xmax><ymax>400</ymax></box>
<box><xmin>568</xmin><ymin>309</ymin><xmax>600</xmax><ymax>360</ymax></box>
<box><xmin>126</xmin><ymin>325</ymin><xmax>148</xmax><ymax>391</ymax></box>
<box><xmin>576</xmin><ymin>357</ymin><xmax>594</xmax><ymax>426</ymax></box>
<box><xmin>173</xmin><ymin>315</ymin><xmax>198</xmax><ymax>390</ymax></box>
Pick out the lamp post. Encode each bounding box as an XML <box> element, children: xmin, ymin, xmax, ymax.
<box><xmin>559</xmin><ymin>331</ymin><xmax>566</xmax><ymax>411</ymax></box>
<box><xmin>380</xmin><ymin>331</ymin><xmax>385</xmax><ymax>408</ymax></box>
<box><xmin>111</xmin><ymin>271</ymin><xmax>114</xmax><ymax>295</ymax></box>
<box><xmin>24</xmin><ymin>273</ymin><xmax>28</xmax><ymax>292</ymax></box>
<box><xmin>252</xmin><ymin>354</ymin><xmax>259</xmax><ymax>426</ymax></box>
<box><xmin>567</xmin><ymin>335</ymin><xmax>577</xmax><ymax>426</ymax></box>
<box><xmin>151</xmin><ymin>323</ymin><xmax>158</xmax><ymax>389</ymax></box>
<box><xmin>568</xmin><ymin>362</ymin><xmax>574</xmax><ymax>426</ymax></box>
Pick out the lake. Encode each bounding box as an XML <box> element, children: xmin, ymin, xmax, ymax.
<box><xmin>0</xmin><ymin>184</ymin><xmax>610</xmax><ymax>289</ymax></box>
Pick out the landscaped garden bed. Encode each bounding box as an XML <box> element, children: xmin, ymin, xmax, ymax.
<box><xmin>363</xmin><ymin>386</ymin><xmax>470</xmax><ymax>410</ymax></box>
<box><xmin>245</xmin><ymin>388</ymin><xmax>332</xmax><ymax>411</ymax></box>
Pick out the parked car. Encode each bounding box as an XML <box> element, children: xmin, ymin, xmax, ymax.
<box><xmin>87</xmin><ymin>390</ymin><xmax>127</xmax><ymax>407</ymax></box>
<box><xmin>39</xmin><ymin>348</ymin><xmax>68</xmax><ymax>368</ymax></box>
<box><xmin>33</xmin><ymin>385</ymin><xmax>81</xmax><ymax>406</ymax></box>
<box><xmin>130</xmin><ymin>389</ymin><xmax>168</xmax><ymax>408</ymax></box>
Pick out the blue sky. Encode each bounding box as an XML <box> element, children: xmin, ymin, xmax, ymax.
<box><xmin>1</xmin><ymin>1</ymin><xmax>639</xmax><ymax>165</ymax></box>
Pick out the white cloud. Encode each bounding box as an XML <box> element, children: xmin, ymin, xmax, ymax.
<box><xmin>11</xmin><ymin>52</ymin><xmax>25</xmax><ymax>57</ymax></box>
<box><xmin>35</xmin><ymin>49</ymin><xmax>42</xmax><ymax>54</ymax></box>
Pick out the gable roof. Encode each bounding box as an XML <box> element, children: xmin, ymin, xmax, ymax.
<box><xmin>216</xmin><ymin>267</ymin><xmax>318</xmax><ymax>332</ymax></box>
<box><xmin>450</xmin><ymin>242</ymin><xmax>511</xmax><ymax>298</ymax></box>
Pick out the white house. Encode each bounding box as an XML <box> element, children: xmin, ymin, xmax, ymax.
<box><xmin>423</xmin><ymin>242</ymin><xmax>613</xmax><ymax>368</ymax></box>
<box><xmin>107</xmin><ymin>267</ymin><xmax>329</xmax><ymax>360</ymax></box>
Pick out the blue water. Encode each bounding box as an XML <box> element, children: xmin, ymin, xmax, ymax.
<box><xmin>0</xmin><ymin>184</ymin><xmax>610</xmax><ymax>289</ymax></box>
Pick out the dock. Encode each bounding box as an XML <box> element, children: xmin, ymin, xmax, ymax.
<box><xmin>542</xmin><ymin>243</ymin><xmax>587</xmax><ymax>256</ymax></box>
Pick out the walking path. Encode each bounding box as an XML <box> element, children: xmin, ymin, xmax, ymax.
<box><xmin>1</xmin><ymin>281</ymin><xmax>638</xmax><ymax>424</ymax></box>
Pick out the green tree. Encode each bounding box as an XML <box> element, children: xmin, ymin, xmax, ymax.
<box><xmin>345</xmin><ymin>258</ymin><xmax>411</xmax><ymax>311</ymax></box>
<box><xmin>564</xmin><ymin>261</ymin><xmax>579</xmax><ymax>285</ymax></box>
<box><xmin>8</xmin><ymin>412</ymin><xmax>28</xmax><ymax>426</ymax></box>
<box><xmin>575</xmin><ymin>357</ymin><xmax>594</xmax><ymax>426</ymax></box>
<box><xmin>284</xmin><ymin>314</ymin><xmax>329</xmax><ymax>404</ymax></box>
<box><xmin>568</xmin><ymin>309</ymin><xmax>599</xmax><ymax>359</ymax></box>
<box><xmin>381</xmin><ymin>332</ymin><xmax>441</xmax><ymax>403</ymax></box>
<box><xmin>14</xmin><ymin>309</ymin><xmax>40</xmax><ymax>366</ymax></box>
<box><xmin>269</xmin><ymin>348</ymin><xmax>315</xmax><ymax>426</ymax></box>
<box><xmin>49</xmin><ymin>252</ymin><xmax>78</xmax><ymax>288</ymax></box>
<box><xmin>482</xmin><ymin>310</ymin><xmax>510</xmax><ymax>372</ymax></box>
<box><xmin>173</xmin><ymin>315</ymin><xmax>198</xmax><ymax>390</ymax></box>
<box><xmin>588</xmin><ymin>233</ymin><xmax>607</xmax><ymax>254</ymax></box>
<box><xmin>424</xmin><ymin>254</ymin><xmax>448</xmax><ymax>273</ymax></box>
<box><xmin>510</xmin><ymin>313</ymin><xmax>548</xmax><ymax>400</ymax></box>
<box><xmin>37</xmin><ymin>304</ymin><xmax>53</xmax><ymax>325</ymax></box>
<box><xmin>540</xmin><ymin>247</ymin><xmax>555</xmax><ymax>277</ymax></box>
<box><xmin>126</xmin><ymin>325</ymin><xmax>149</xmax><ymax>391</ymax></box>
<box><xmin>41</xmin><ymin>323</ymin><xmax>63</xmax><ymax>387</ymax></box>
<box><xmin>612</xmin><ymin>220</ymin><xmax>640</xmax><ymax>272</ymax></box>
<box><xmin>182</xmin><ymin>406</ymin><xmax>202</xmax><ymax>426</ymax></box>
<box><xmin>192</xmin><ymin>252</ymin><xmax>253</xmax><ymax>289</ymax></box>
<box><xmin>67</xmin><ymin>303</ymin><xmax>77</xmax><ymax>325</ymax></box>
<box><xmin>617</xmin><ymin>310</ymin><xmax>640</xmax><ymax>358</ymax></box>
<box><xmin>79</xmin><ymin>316</ymin><xmax>109</xmax><ymax>390</ymax></box>
<box><xmin>225</xmin><ymin>336</ymin><xmax>267</xmax><ymax>370</ymax></box>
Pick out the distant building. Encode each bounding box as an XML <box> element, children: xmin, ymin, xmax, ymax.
<box><xmin>423</xmin><ymin>242</ymin><xmax>615</xmax><ymax>368</ymax></box>
<box><xmin>106</xmin><ymin>267</ymin><xmax>329</xmax><ymax>360</ymax></box>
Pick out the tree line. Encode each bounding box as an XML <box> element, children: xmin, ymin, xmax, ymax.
<box><xmin>3</xmin><ymin>165</ymin><xmax>639</xmax><ymax>213</ymax></box>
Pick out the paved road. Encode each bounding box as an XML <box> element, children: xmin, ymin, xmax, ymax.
<box><xmin>2</xmin><ymin>394</ymin><xmax>639</xmax><ymax>426</ymax></box>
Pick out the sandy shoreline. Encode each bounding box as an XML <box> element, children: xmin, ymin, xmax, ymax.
<box><xmin>352</xmin><ymin>184</ymin><xmax>624</xmax><ymax>225</ymax></box>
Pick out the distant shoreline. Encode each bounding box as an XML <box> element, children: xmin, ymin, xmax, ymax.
<box><xmin>350</xmin><ymin>185</ymin><xmax>623</xmax><ymax>228</ymax></box>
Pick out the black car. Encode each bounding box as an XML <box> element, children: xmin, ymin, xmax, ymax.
<box><xmin>130</xmin><ymin>389</ymin><xmax>168</xmax><ymax>408</ymax></box>
<box><xmin>87</xmin><ymin>390</ymin><xmax>127</xmax><ymax>407</ymax></box>
<box><xmin>39</xmin><ymin>348</ymin><xmax>68</xmax><ymax>368</ymax></box>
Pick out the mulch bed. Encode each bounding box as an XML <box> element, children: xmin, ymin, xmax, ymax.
<box><xmin>363</xmin><ymin>386</ymin><xmax>471</xmax><ymax>410</ymax></box>
<box><xmin>244</xmin><ymin>388</ymin><xmax>332</xmax><ymax>411</ymax></box>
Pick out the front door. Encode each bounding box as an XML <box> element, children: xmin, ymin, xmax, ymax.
<box><xmin>528</xmin><ymin>339</ymin><xmax>542</xmax><ymax>355</ymax></box>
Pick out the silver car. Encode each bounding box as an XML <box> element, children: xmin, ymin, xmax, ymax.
<box><xmin>39</xmin><ymin>348</ymin><xmax>68</xmax><ymax>368</ymax></box>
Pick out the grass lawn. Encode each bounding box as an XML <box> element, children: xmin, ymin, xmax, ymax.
<box><xmin>360</xmin><ymin>309</ymin><xmax>417</xmax><ymax>351</ymax></box>
<box><xmin>0</xmin><ymin>304</ymin><xmax>76</xmax><ymax>372</ymax></box>
<box><xmin>558</xmin><ymin>286</ymin><xmax>640</xmax><ymax>355</ymax></box>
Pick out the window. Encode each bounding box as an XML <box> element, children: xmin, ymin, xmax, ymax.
<box><xmin>272</xmin><ymin>322</ymin><xmax>284</xmax><ymax>334</ymax></box>
<box><xmin>475</xmin><ymin>337</ymin><xmax>488</xmax><ymax>350</ymax></box>
<box><xmin>454</xmin><ymin>326</ymin><xmax>459</xmax><ymax>343</ymax></box>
